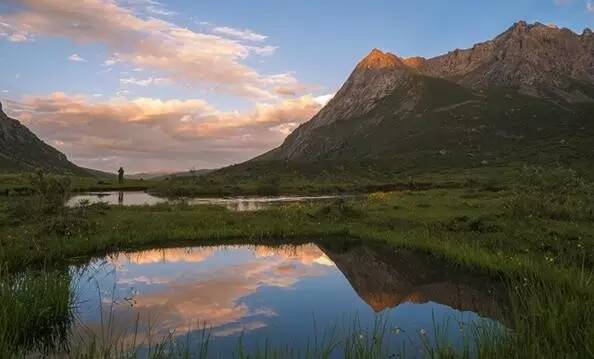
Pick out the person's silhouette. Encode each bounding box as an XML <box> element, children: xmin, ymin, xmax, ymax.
<box><xmin>118</xmin><ymin>167</ymin><xmax>125</xmax><ymax>184</ymax></box>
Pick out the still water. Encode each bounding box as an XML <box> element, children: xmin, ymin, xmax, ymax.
<box><xmin>71</xmin><ymin>242</ymin><xmax>504</xmax><ymax>357</ymax></box>
<box><xmin>67</xmin><ymin>191</ymin><xmax>347</xmax><ymax>211</ymax></box>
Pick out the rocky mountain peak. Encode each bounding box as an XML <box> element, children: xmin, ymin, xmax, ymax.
<box><xmin>512</xmin><ymin>20</ymin><xmax>529</xmax><ymax>30</ymax></box>
<box><xmin>357</xmin><ymin>48</ymin><xmax>405</xmax><ymax>70</ymax></box>
<box><xmin>402</xmin><ymin>56</ymin><xmax>426</xmax><ymax>69</ymax></box>
<box><xmin>418</xmin><ymin>20</ymin><xmax>594</xmax><ymax>99</ymax></box>
<box><xmin>255</xmin><ymin>20</ymin><xmax>594</xmax><ymax>164</ymax></box>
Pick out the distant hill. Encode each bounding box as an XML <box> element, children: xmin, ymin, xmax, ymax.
<box><xmin>254</xmin><ymin>21</ymin><xmax>594</xmax><ymax>169</ymax></box>
<box><xmin>0</xmin><ymin>101</ymin><xmax>91</xmax><ymax>175</ymax></box>
<box><xmin>126</xmin><ymin>172</ymin><xmax>172</xmax><ymax>180</ymax></box>
<box><xmin>128</xmin><ymin>169</ymin><xmax>214</xmax><ymax>181</ymax></box>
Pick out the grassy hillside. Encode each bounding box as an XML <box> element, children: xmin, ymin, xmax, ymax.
<box><xmin>268</xmin><ymin>78</ymin><xmax>594</xmax><ymax>166</ymax></box>
<box><xmin>151</xmin><ymin>79</ymin><xmax>594</xmax><ymax>197</ymax></box>
<box><xmin>0</xmin><ymin>104</ymin><xmax>89</xmax><ymax>176</ymax></box>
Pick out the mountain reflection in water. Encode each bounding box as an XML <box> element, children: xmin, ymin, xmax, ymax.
<box><xmin>72</xmin><ymin>242</ymin><xmax>504</xmax><ymax>355</ymax></box>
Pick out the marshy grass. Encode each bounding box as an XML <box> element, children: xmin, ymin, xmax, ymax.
<box><xmin>475</xmin><ymin>275</ymin><xmax>594</xmax><ymax>358</ymax></box>
<box><xmin>0</xmin><ymin>269</ymin><xmax>72</xmax><ymax>356</ymax></box>
<box><xmin>47</xmin><ymin>304</ymin><xmax>505</xmax><ymax>358</ymax></box>
<box><xmin>0</xmin><ymin>165</ymin><xmax>592</xmax><ymax>357</ymax></box>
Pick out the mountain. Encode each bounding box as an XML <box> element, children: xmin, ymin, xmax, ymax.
<box><xmin>257</xmin><ymin>21</ymin><xmax>594</xmax><ymax>168</ymax></box>
<box><xmin>320</xmin><ymin>243</ymin><xmax>503</xmax><ymax>319</ymax></box>
<box><xmin>0</xmin><ymin>101</ymin><xmax>88</xmax><ymax>175</ymax></box>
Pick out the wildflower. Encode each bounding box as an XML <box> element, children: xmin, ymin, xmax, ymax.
<box><xmin>392</xmin><ymin>327</ymin><xmax>401</xmax><ymax>335</ymax></box>
<box><xmin>419</xmin><ymin>328</ymin><xmax>427</xmax><ymax>336</ymax></box>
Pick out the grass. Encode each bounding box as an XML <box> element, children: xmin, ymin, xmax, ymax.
<box><xmin>0</xmin><ymin>165</ymin><xmax>592</xmax><ymax>357</ymax></box>
<box><xmin>0</xmin><ymin>270</ymin><xmax>72</xmax><ymax>357</ymax></box>
<box><xmin>47</xmin><ymin>308</ymin><xmax>502</xmax><ymax>358</ymax></box>
<box><xmin>0</xmin><ymin>172</ymin><xmax>159</xmax><ymax>196</ymax></box>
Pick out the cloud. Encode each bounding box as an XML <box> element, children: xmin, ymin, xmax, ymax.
<box><xmin>68</xmin><ymin>53</ymin><xmax>86</xmax><ymax>62</ymax></box>
<box><xmin>0</xmin><ymin>21</ymin><xmax>29</xmax><ymax>42</ymax></box>
<box><xmin>554</xmin><ymin>0</ymin><xmax>573</xmax><ymax>5</ymax></box>
<box><xmin>588</xmin><ymin>1</ymin><xmax>594</xmax><ymax>13</ymax></box>
<box><xmin>313</xmin><ymin>94</ymin><xmax>335</xmax><ymax>106</ymax></box>
<box><xmin>6</xmin><ymin>92</ymin><xmax>328</xmax><ymax>172</ymax></box>
<box><xmin>0</xmin><ymin>0</ymin><xmax>300</xmax><ymax>100</ymax></box>
<box><xmin>120</xmin><ymin>247</ymin><xmax>216</xmax><ymax>264</ymax></box>
<box><xmin>212</xmin><ymin>26</ymin><xmax>267</xmax><ymax>42</ymax></box>
<box><xmin>118</xmin><ymin>0</ymin><xmax>177</xmax><ymax>16</ymax></box>
<box><xmin>80</xmin><ymin>244</ymin><xmax>331</xmax><ymax>343</ymax></box>
<box><xmin>119</xmin><ymin>76</ymin><xmax>172</xmax><ymax>87</ymax></box>
<box><xmin>213</xmin><ymin>321</ymin><xmax>267</xmax><ymax>337</ymax></box>
<box><xmin>246</xmin><ymin>44</ymin><xmax>278</xmax><ymax>56</ymax></box>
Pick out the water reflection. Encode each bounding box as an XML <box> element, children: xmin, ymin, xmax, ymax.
<box><xmin>67</xmin><ymin>191</ymin><xmax>347</xmax><ymax>211</ymax></box>
<box><xmin>72</xmin><ymin>242</ymin><xmax>504</xmax><ymax>356</ymax></box>
<box><xmin>321</xmin><ymin>244</ymin><xmax>503</xmax><ymax>319</ymax></box>
<box><xmin>67</xmin><ymin>191</ymin><xmax>165</xmax><ymax>206</ymax></box>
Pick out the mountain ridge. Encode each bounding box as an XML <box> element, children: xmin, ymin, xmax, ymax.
<box><xmin>0</xmin><ymin>101</ymin><xmax>89</xmax><ymax>175</ymax></box>
<box><xmin>255</xmin><ymin>21</ymin><xmax>594</xmax><ymax>166</ymax></box>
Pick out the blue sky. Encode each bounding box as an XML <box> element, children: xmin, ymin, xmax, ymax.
<box><xmin>0</xmin><ymin>0</ymin><xmax>592</xmax><ymax>172</ymax></box>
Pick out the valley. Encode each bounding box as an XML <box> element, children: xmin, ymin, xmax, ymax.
<box><xmin>0</xmin><ymin>17</ymin><xmax>592</xmax><ymax>359</ymax></box>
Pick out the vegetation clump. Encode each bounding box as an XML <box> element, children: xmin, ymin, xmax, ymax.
<box><xmin>506</xmin><ymin>166</ymin><xmax>593</xmax><ymax>221</ymax></box>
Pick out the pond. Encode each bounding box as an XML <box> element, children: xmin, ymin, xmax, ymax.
<box><xmin>70</xmin><ymin>241</ymin><xmax>506</xmax><ymax>357</ymax></box>
<box><xmin>67</xmin><ymin>191</ymin><xmax>350</xmax><ymax>211</ymax></box>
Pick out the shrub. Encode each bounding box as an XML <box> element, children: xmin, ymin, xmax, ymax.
<box><xmin>506</xmin><ymin>166</ymin><xmax>593</xmax><ymax>221</ymax></box>
<box><xmin>29</xmin><ymin>171</ymin><xmax>72</xmax><ymax>217</ymax></box>
<box><xmin>5</xmin><ymin>171</ymin><xmax>100</xmax><ymax>236</ymax></box>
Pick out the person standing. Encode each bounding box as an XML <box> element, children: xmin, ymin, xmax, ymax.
<box><xmin>118</xmin><ymin>167</ymin><xmax>125</xmax><ymax>184</ymax></box>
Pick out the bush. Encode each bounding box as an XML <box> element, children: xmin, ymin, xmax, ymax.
<box><xmin>506</xmin><ymin>166</ymin><xmax>593</xmax><ymax>221</ymax></box>
<box><xmin>29</xmin><ymin>171</ymin><xmax>72</xmax><ymax>217</ymax></box>
<box><xmin>313</xmin><ymin>199</ymin><xmax>364</xmax><ymax>219</ymax></box>
<box><xmin>39</xmin><ymin>199</ymin><xmax>98</xmax><ymax>236</ymax></box>
<box><xmin>5</xmin><ymin>171</ymin><xmax>101</xmax><ymax>236</ymax></box>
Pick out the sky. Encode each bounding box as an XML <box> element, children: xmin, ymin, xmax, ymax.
<box><xmin>0</xmin><ymin>0</ymin><xmax>592</xmax><ymax>173</ymax></box>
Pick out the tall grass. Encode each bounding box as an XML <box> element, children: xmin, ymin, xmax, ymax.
<box><xmin>475</xmin><ymin>275</ymin><xmax>594</xmax><ymax>358</ymax></box>
<box><xmin>0</xmin><ymin>269</ymin><xmax>72</xmax><ymax>356</ymax></box>
<box><xmin>61</xmin><ymin>310</ymin><xmax>502</xmax><ymax>358</ymax></box>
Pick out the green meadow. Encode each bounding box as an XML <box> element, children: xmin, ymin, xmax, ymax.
<box><xmin>0</xmin><ymin>165</ymin><xmax>592</xmax><ymax>357</ymax></box>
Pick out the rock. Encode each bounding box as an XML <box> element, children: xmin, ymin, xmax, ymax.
<box><xmin>419</xmin><ymin>21</ymin><xmax>594</xmax><ymax>100</ymax></box>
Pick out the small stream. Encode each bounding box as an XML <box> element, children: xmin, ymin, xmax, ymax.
<box><xmin>67</xmin><ymin>191</ymin><xmax>351</xmax><ymax>211</ymax></box>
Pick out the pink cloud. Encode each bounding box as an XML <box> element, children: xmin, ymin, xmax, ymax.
<box><xmin>7</xmin><ymin>92</ymin><xmax>328</xmax><ymax>172</ymax></box>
